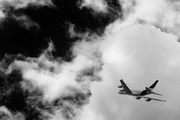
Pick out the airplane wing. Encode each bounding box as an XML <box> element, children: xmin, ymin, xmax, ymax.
<box><xmin>120</xmin><ymin>79</ymin><xmax>133</xmax><ymax>94</ymax></box>
<box><xmin>149</xmin><ymin>80</ymin><xmax>159</xmax><ymax>89</ymax></box>
<box><xmin>141</xmin><ymin>96</ymin><xmax>166</xmax><ymax>102</ymax></box>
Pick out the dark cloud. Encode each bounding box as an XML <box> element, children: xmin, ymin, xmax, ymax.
<box><xmin>0</xmin><ymin>58</ymin><xmax>93</xmax><ymax>120</ymax></box>
<box><xmin>0</xmin><ymin>0</ymin><xmax>122</xmax><ymax>61</ymax></box>
<box><xmin>0</xmin><ymin>0</ymin><xmax>123</xmax><ymax>120</ymax></box>
<box><xmin>0</xmin><ymin>38</ymin><xmax>104</xmax><ymax>120</ymax></box>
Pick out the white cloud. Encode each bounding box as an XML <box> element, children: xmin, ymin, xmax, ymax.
<box><xmin>118</xmin><ymin>0</ymin><xmax>180</xmax><ymax>37</ymax></box>
<box><xmin>0</xmin><ymin>0</ymin><xmax>54</xmax><ymax>9</ymax></box>
<box><xmin>0</xmin><ymin>0</ymin><xmax>54</xmax><ymax>29</ymax></box>
<box><xmin>86</xmin><ymin>0</ymin><xmax>180</xmax><ymax>119</ymax></box>
<box><xmin>1</xmin><ymin>39</ymin><xmax>104</xmax><ymax>119</ymax></box>
<box><xmin>0</xmin><ymin>106</ymin><xmax>25</xmax><ymax>120</ymax></box>
<box><xmin>79</xmin><ymin>0</ymin><xmax>108</xmax><ymax>13</ymax></box>
<box><xmin>85</xmin><ymin>23</ymin><xmax>180</xmax><ymax>120</ymax></box>
<box><xmin>67</xmin><ymin>8</ymin><xmax>180</xmax><ymax>118</ymax></box>
<box><xmin>5</xmin><ymin>40</ymin><xmax>103</xmax><ymax>101</ymax></box>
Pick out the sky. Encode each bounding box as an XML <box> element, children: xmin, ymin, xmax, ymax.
<box><xmin>0</xmin><ymin>0</ymin><xmax>180</xmax><ymax>120</ymax></box>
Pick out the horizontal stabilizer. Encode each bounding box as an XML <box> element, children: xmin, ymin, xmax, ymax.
<box><xmin>152</xmin><ymin>92</ymin><xmax>162</xmax><ymax>96</ymax></box>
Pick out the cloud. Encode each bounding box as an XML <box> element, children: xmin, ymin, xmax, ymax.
<box><xmin>0</xmin><ymin>106</ymin><xmax>25</xmax><ymax>120</ymax></box>
<box><xmin>118</xmin><ymin>0</ymin><xmax>180</xmax><ymax>37</ymax></box>
<box><xmin>1</xmin><ymin>0</ymin><xmax>180</xmax><ymax>120</ymax></box>
<box><xmin>78</xmin><ymin>0</ymin><xmax>108</xmax><ymax>13</ymax></box>
<box><xmin>12</xmin><ymin>14</ymin><xmax>40</xmax><ymax>29</ymax></box>
<box><xmin>63</xmin><ymin>1</ymin><xmax>180</xmax><ymax>119</ymax></box>
<box><xmin>0</xmin><ymin>0</ymin><xmax>54</xmax><ymax>9</ymax></box>
<box><xmin>0</xmin><ymin>40</ymin><xmax>104</xmax><ymax>120</ymax></box>
<box><xmin>82</xmin><ymin>23</ymin><xmax>180</xmax><ymax>120</ymax></box>
<box><xmin>0</xmin><ymin>0</ymin><xmax>54</xmax><ymax>29</ymax></box>
<box><xmin>78</xmin><ymin>0</ymin><xmax>122</xmax><ymax>18</ymax></box>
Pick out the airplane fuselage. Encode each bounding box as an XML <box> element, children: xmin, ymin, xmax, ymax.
<box><xmin>118</xmin><ymin>89</ymin><xmax>151</xmax><ymax>96</ymax></box>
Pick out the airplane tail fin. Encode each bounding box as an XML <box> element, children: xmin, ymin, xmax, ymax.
<box><xmin>144</xmin><ymin>80</ymin><xmax>163</xmax><ymax>96</ymax></box>
<box><xmin>149</xmin><ymin>80</ymin><xmax>159</xmax><ymax>90</ymax></box>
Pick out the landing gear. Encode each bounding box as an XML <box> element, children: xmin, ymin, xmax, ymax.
<box><xmin>136</xmin><ymin>97</ymin><xmax>141</xmax><ymax>100</ymax></box>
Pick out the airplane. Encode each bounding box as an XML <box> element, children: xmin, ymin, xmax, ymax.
<box><xmin>118</xmin><ymin>79</ymin><xmax>166</xmax><ymax>102</ymax></box>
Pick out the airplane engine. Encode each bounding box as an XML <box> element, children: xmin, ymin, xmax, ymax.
<box><xmin>136</xmin><ymin>97</ymin><xmax>141</xmax><ymax>100</ymax></box>
<box><xmin>120</xmin><ymin>89</ymin><xmax>124</xmax><ymax>92</ymax></box>
<box><xmin>118</xmin><ymin>85</ymin><xmax>123</xmax><ymax>88</ymax></box>
<box><xmin>145</xmin><ymin>98</ymin><xmax>151</xmax><ymax>102</ymax></box>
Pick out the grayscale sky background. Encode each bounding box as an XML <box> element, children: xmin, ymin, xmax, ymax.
<box><xmin>0</xmin><ymin>0</ymin><xmax>180</xmax><ymax>120</ymax></box>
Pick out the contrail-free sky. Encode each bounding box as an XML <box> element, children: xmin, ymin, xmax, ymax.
<box><xmin>0</xmin><ymin>0</ymin><xmax>180</xmax><ymax>120</ymax></box>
